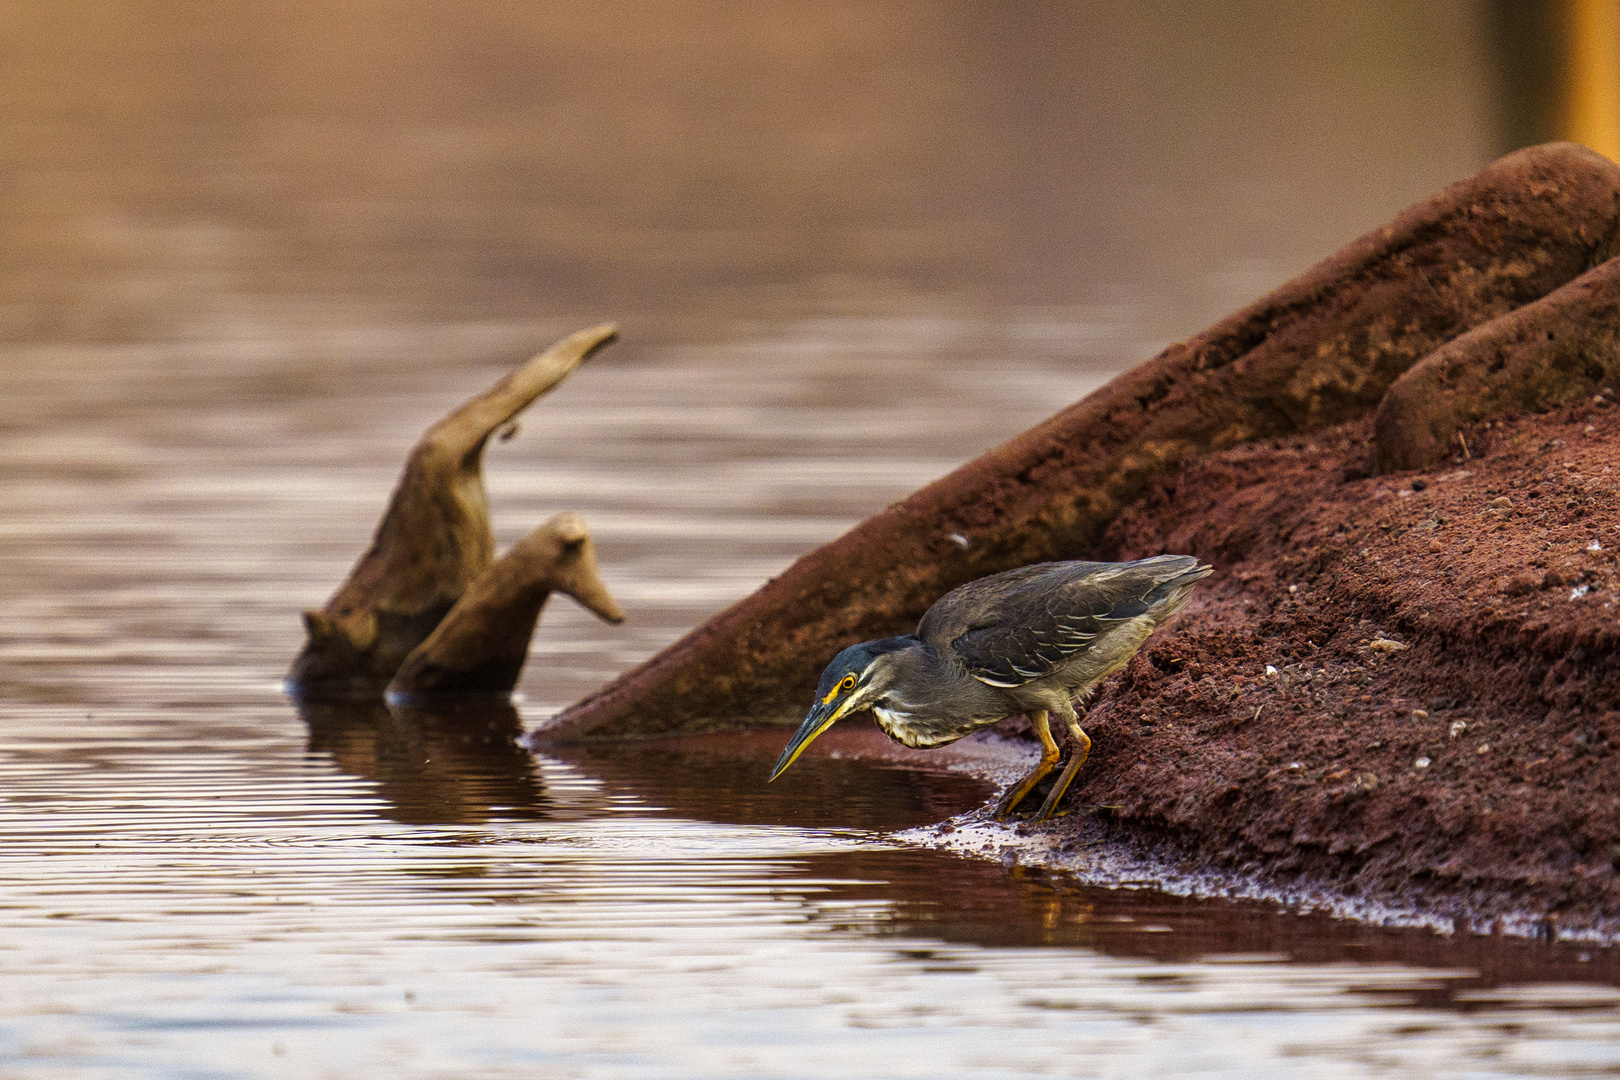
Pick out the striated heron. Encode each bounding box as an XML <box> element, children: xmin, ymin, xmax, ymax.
<box><xmin>769</xmin><ymin>555</ymin><xmax>1213</xmax><ymax>821</ymax></box>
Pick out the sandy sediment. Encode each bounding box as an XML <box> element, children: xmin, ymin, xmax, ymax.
<box><xmin>1376</xmin><ymin>255</ymin><xmax>1620</xmax><ymax>472</ymax></box>
<box><xmin>777</xmin><ymin>399</ymin><xmax>1620</xmax><ymax>938</ymax></box>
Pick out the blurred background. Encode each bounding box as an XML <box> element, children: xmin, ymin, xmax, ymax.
<box><xmin>0</xmin><ymin>0</ymin><xmax>1612</xmax><ymax>364</ymax></box>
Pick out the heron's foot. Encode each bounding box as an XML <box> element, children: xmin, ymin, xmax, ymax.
<box><xmin>992</xmin><ymin>758</ymin><xmax>1057</xmax><ymax>819</ymax></box>
<box><xmin>1031</xmin><ymin>724</ymin><xmax>1093</xmax><ymax>823</ymax></box>
<box><xmin>992</xmin><ymin>709</ymin><xmax>1060</xmax><ymax>820</ymax></box>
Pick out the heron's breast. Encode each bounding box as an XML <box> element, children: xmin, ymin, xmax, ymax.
<box><xmin>871</xmin><ymin>705</ymin><xmax>1005</xmax><ymax>749</ymax></box>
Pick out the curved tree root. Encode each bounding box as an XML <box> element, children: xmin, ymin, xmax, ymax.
<box><xmin>544</xmin><ymin>143</ymin><xmax>1620</xmax><ymax>740</ymax></box>
<box><xmin>289</xmin><ymin>323</ymin><xmax>619</xmax><ymax>698</ymax></box>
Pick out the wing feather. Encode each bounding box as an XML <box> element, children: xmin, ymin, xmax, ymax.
<box><xmin>917</xmin><ymin>556</ymin><xmax>1209</xmax><ymax>688</ymax></box>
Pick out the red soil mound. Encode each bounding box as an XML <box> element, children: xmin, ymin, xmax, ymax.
<box><xmin>1045</xmin><ymin>398</ymin><xmax>1620</xmax><ymax>934</ymax></box>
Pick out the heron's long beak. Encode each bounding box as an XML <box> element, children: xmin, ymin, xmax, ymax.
<box><xmin>769</xmin><ymin>696</ymin><xmax>857</xmax><ymax>781</ymax></box>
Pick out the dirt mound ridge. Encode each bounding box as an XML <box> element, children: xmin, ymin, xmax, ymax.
<box><xmin>1059</xmin><ymin>401</ymin><xmax>1620</xmax><ymax>934</ymax></box>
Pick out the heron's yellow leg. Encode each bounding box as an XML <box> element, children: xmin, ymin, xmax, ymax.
<box><xmin>1033</xmin><ymin>713</ymin><xmax>1092</xmax><ymax>822</ymax></box>
<box><xmin>993</xmin><ymin>710</ymin><xmax>1061</xmax><ymax>819</ymax></box>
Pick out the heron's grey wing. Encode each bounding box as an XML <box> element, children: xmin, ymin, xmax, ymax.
<box><xmin>925</xmin><ymin>557</ymin><xmax>1203</xmax><ymax>688</ymax></box>
<box><xmin>916</xmin><ymin>562</ymin><xmax>1106</xmax><ymax>648</ymax></box>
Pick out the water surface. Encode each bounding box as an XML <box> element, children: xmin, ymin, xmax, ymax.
<box><xmin>4</xmin><ymin>3</ymin><xmax>1617</xmax><ymax>1076</ymax></box>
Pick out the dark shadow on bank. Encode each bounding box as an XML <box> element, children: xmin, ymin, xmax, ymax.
<box><xmin>549</xmin><ymin>724</ymin><xmax>1620</xmax><ymax>990</ymax></box>
<box><xmin>296</xmin><ymin>699</ymin><xmax>992</xmax><ymax>833</ymax></box>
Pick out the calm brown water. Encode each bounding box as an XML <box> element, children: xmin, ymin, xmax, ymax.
<box><xmin>5</xmin><ymin>3</ymin><xmax>1620</xmax><ymax>1077</ymax></box>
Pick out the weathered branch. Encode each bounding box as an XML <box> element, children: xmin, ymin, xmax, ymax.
<box><xmin>289</xmin><ymin>324</ymin><xmax>619</xmax><ymax>697</ymax></box>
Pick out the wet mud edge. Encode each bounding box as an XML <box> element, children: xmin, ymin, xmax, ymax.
<box><xmin>814</xmin><ymin>403</ymin><xmax>1620</xmax><ymax>944</ymax></box>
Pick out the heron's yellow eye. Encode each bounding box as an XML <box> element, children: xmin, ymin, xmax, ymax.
<box><xmin>839</xmin><ymin>674</ymin><xmax>856</xmax><ymax>693</ymax></box>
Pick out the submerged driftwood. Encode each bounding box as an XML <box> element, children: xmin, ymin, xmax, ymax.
<box><xmin>289</xmin><ymin>324</ymin><xmax>620</xmax><ymax>698</ymax></box>
<box><xmin>545</xmin><ymin>143</ymin><xmax>1620</xmax><ymax>740</ymax></box>
<box><xmin>388</xmin><ymin>512</ymin><xmax>624</xmax><ymax>701</ymax></box>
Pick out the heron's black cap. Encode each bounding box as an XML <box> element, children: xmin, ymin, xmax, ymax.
<box><xmin>816</xmin><ymin>636</ymin><xmax>918</xmax><ymax>695</ymax></box>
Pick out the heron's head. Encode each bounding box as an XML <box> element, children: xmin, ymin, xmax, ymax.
<box><xmin>768</xmin><ymin>636</ymin><xmax>919</xmax><ymax>781</ymax></box>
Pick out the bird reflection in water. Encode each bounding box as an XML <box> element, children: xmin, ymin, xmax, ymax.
<box><xmin>548</xmin><ymin>725</ymin><xmax>993</xmax><ymax>832</ymax></box>
<box><xmin>298</xmin><ymin>698</ymin><xmax>549</xmax><ymax>825</ymax></box>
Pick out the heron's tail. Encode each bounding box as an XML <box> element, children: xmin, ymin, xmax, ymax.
<box><xmin>1143</xmin><ymin>559</ymin><xmax>1214</xmax><ymax>610</ymax></box>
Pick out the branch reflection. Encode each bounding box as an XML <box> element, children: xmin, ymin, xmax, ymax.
<box><xmin>541</xmin><ymin>724</ymin><xmax>990</xmax><ymax>833</ymax></box>
<box><xmin>300</xmin><ymin>698</ymin><xmax>548</xmax><ymax>824</ymax></box>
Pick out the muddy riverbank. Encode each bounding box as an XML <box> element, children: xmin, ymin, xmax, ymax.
<box><xmin>799</xmin><ymin>401</ymin><xmax>1620</xmax><ymax>940</ymax></box>
<box><xmin>538</xmin><ymin>146</ymin><xmax>1620</xmax><ymax>939</ymax></box>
